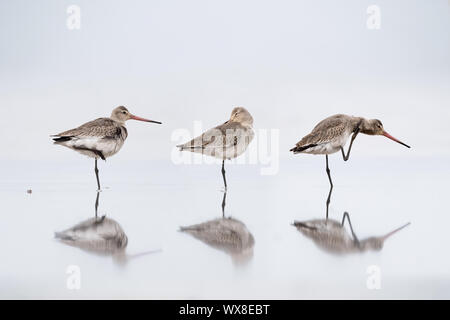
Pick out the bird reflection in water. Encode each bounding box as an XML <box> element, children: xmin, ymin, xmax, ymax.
<box><xmin>180</xmin><ymin>217</ymin><xmax>254</xmax><ymax>265</ymax></box>
<box><xmin>293</xmin><ymin>212</ymin><xmax>410</xmax><ymax>255</ymax></box>
<box><xmin>55</xmin><ymin>191</ymin><xmax>160</xmax><ymax>265</ymax></box>
<box><xmin>180</xmin><ymin>193</ymin><xmax>255</xmax><ymax>265</ymax></box>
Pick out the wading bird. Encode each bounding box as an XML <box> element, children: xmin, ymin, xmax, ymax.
<box><xmin>290</xmin><ymin>114</ymin><xmax>410</xmax><ymax>218</ymax></box>
<box><xmin>293</xmin><ymin>212</ymin><xmax>410</xmax><ymax>255</ymax></box>
<box><xmin>177</xmin><ymin>107</ymin><xmax>254</xmax><ymax>216</ymax></box>
<box><xmin>52</xmin><ymin>106</ymin><xmax>161</xmax><ymax>190</ymax></box>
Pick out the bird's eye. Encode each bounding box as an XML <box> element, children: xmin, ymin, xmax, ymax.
<box><xmin>122</xmin><ymin>111</ymin><xmax>127</xmax><ymax>114</ymax></box>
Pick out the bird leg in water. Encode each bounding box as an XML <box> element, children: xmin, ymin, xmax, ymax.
<box><xmin>221</xmin><ymin>160</ymin><xmax>227</xmax><ymax>217</ymax></box>
<box><xmin>325</xmin><ymin>155</ymin><xmax>333</xmax><ymax>220</ymax></box>
<box><xmin>341</xmin><ymin>212</ymin><xmax>360</xmax><ymax>245</ymax></box>
<box><xmin>221</xmin><ymin>160</ymin><xmax>227</xmax><ymax>191</ymax></box>
<box><xmin>341</xmin><ymin>126</ymin><xmax>360</xmax><ymax>161</ymax></box>
<box><xmin>94</xmin><ymin>158</ymin><xmax>101</xmax><ymax>191</ymax></box>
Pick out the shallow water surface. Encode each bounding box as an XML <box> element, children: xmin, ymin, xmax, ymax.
<box><xmin>0</xmin><ymin>156</ymin><xmax>449</xmax><ymax>299</ymax></box>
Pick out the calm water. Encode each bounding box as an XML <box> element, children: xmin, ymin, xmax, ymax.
<box><xmin>1</xmin><ymin>156</ymin><xmax>449</xmax><ymax>299</ymax></box>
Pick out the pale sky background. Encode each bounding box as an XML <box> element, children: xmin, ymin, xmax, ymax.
<box><xmin>0</xmin><ymin>0</ymin><xmax>448</xmax><ymax>163</ymax></box>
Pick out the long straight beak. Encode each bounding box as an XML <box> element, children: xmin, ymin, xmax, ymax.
<box><xmin>127</xmin><ymin>249</ymin><xmax>162</xmax><ymax>260</ymax></box>
<box><xmin>130</xmin><ymin>114</ymin><xmax>162</xmax><ymax>124</ymax></box>
<box><xmin>382</xmin><ymin>131</ymin><xmax>410</xmax><ymax>148</ymax></box>
<box><xmin>381</xmin><ymin>222</ymin><xmax>411</xmax><ymax>241</ymax></box>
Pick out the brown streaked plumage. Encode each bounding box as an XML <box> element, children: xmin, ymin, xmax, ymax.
<box><xmin>55</xmin><ymin>216</ymin><xmax>160</xmax><ymax>265</ymax></box>
<box><xmin>51</xmin><ymin>106</ymin><xmax>161</xmax><ymax>190</ymax></box>
<box><xmin>55</xmin><ymin>216</ymin><xmax>129</xmax><ymax>254</ymax></box>
<box><xmin>180</xmin><ymin>217</ymin><xmax>255</xmax><ymax>265</ymax></box>
<box><xmin>290</xmin><ymin>114</ymin><xmax>410</xmax><ymax>155</ymax></box>
<box><xmin>177</xmin><ymin>107</ymin><xmax>254</xmax><ymax>216</ymax></box>
<box><xmin>177</xmin><ymin>107</ymin><xmax>254</xmax><ymax>160</ymax></box>
<box><xmin>293</xmin><ymin>212</ymin><xmax>410</xmax><ymax>255</ymax></box>
<box><xmin>290</xmin><ymin>114</ymin><xmax>410</xmax><ymax>219</ymax></box>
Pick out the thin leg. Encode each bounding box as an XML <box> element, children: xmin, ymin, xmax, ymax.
<box><xmin>94</xmin><ymin>158</ymin><xmax>101</xmax><ymax>191</ymax></box>
<box><xmin>325</xmin><ymin>155</ymin><xmax>333</xmax><ymax>220</ymax></box>
<box><xmin>221</xmin><ymin>160</ymin><xmax>227</xmax><ymax>217</ymax></box>
<box><xmin>341</xmin><ymin>128</ymin><xmax>360</xmax><ymax>161</ymax></box>
<box><xmin>221</xmin><ymin>160</ymin><xmax>227</xmax><ymax>191</ymax></box>
<box><xmin>94</xmin><ymin>191</ymin><xmax>100</xmax><ymax>219</ymax></box>
<box><xmin>221</xmin><ymin>192</ymin><xmax>227</xmax><ymax>218</ymax></box>
<box><xmin>341</xmin><ymin>211</ymin><xmax>360</xmax><ymax>245</ymax></box>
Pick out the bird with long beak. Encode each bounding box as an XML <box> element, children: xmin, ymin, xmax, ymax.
<box><xmin>293</xmin><ymin>212</ymin><xmax>411</xmax><ymax>254</ymax></box>
<box><xmin>290</xmin><ymin>114</ymin><xmax>410</xmax><ymax>218</ymax></box>
<box><xmin>55</xmin><ymin>216</ymin><xmax>161</xmax><ymax>265</ymax></box>
<box><xmin>176</xmin><ymin>107</ymin><xmax>254</xmax><ymax>216</ymax></box>
<box><xmin>51</xmin><ymin>106</ymin><xmax>161</xmax><ymax>190</ymax></box>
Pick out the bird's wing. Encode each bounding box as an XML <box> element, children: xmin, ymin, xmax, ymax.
<box><xmin>53</xmin><ymin>118</ymin><xmax>120</xmax><ymax>138</ymax></box>
<box><xmin>178</xmin><ymin>121</ymin><xmax>247</xmax><ymax>150</ymax></box>
<box><xmin>180</xmin><ymin>219</ymin><xmax>247</xmax><ymax>249</ymax></box>
<box><xmin>214</xmin><ymin>122</ymin><xmax>252</xmax><ymax>149</ymax></box>
<box><xmin>55</xmin><ymin>218</ymin><xmax>122</xmax><ymax>242</ymax></box>
<box><xmin>177</xmin><ymin>127</ymin><xmax>219</xmax><ymax>150</ymax></box>
<box><xmin>293</xmin><ymin>114</ymin><xmax>348</xmax><ymax>148</ymax></box>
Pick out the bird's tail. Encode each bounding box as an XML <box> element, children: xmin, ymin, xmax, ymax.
<box><xmin>53</xmin><ymin>137</ymin><xmax>72</xmax><ymax>142</ymax></box>
<box><xmin>290</xmin><ymin>144</ymin><xmax>317</xmax><ymax>153</ymax></box>
<box><xmin>179</xmin><ymin>225</ymin><xmax>203</xmax><ymax>232</ymax></box>
<box><xmin>54</xmin><ymin>231</ymin><xmax>74</xmax><ymax>240</ymax></box>
<box><xmin>292</xmin><ymin>221</ymin><xmax>317</xmax><ymax>230</ymax></box>
<box><xmin>177</xmin><ymin>144</ymin><xmax>203</xmax><ymax>151</ymax></box>
<box><xmin>51</xmin><ymin>135</ymin><xmax>73</xmax><ymax>143</ymax></box>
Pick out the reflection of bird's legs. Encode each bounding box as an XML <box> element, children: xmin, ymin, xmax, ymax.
<box><xmin>221</xmin><ymin>160</ymin><xmax>227</xmax><ymax>217</ymax></box>
<box><xmin>94</xmin><ymin>158</ymin><xmax>101</xmax><ymax>191</ymax></box>
<box><xmin>341</xmin><ymin>212</ymin><xmax>360</xmax><ymax>245</ymax></box>
<box><xmin>325</xmin><ymin>155</ymin><xmax>333</xmax><ymax>220</ymax></box>
<box><xmin>94</xmin><ymin>191</ymin><xmax>100</xmax><ymax>219</ymax></box>
<box><xmin>341</xmin><ymin>127</ymin><xmax>360</xmax><ymax>161</ymax></box>
<box><xmin>221</xmin><ymin>192</ymin><xmax>227</xmax><ymax>218</ymax></box>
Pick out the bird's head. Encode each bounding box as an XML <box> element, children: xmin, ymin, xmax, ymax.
<box><xmin>111</xmin><ymin>106</ymin><xmax>162</xmax><ymax>125</ymax></box>
<box><xmin>230</xmin><ymin>107</ymin><xmax>253</xmax><ymax>127</ymax></box>
<box><xmin>358</xmin><ymin>222</ymin><xmax>410</xmax><ymax>252</ymax></box>
<box><xmin>361</xmin><ymin>119</ymin><xmax>410</xmax><ymax>148</ymax></box>
<box><xmin>359</xmin><ymin>238</ymin><xmax>384</xmax><ymax>251</ymax></box>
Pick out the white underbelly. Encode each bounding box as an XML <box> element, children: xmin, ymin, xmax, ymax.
<box><xmin>64</xmin><ymin>137</ymin><xmax>125</xmax><ymax>159</ymax></box>
<box><xmin>210</xmin><ymin>139</ymin><xmax>252</xmax><ymax>159</ymax></box>
<box><xmin>304</xmin><ymin>131</ymin><xmax>351</xmax><ymax>155</ymax></box>
<box><xmin>189</xmin><ymin>129</ymin><xmax>254</xmax><ymax>160</ymax></box>
<box><xmin>305</xmin><ymin>144</ymin><xmax>340</xmax><ymax>155</ymax></box>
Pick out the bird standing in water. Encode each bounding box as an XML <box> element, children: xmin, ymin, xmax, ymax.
<box><xmin>290</xmin><ymin>114</ymin><xmax>410</xmax><ymax>218</ymax></box>
<box><xmin>52</xmin><ymin>106</ymin><xmax>161</xmax><ymax>190</ymax></box>
<box><xmin>177</xmin><ymin>107</ymin><xmax>254</xmax><ymax>216</ymax></box>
